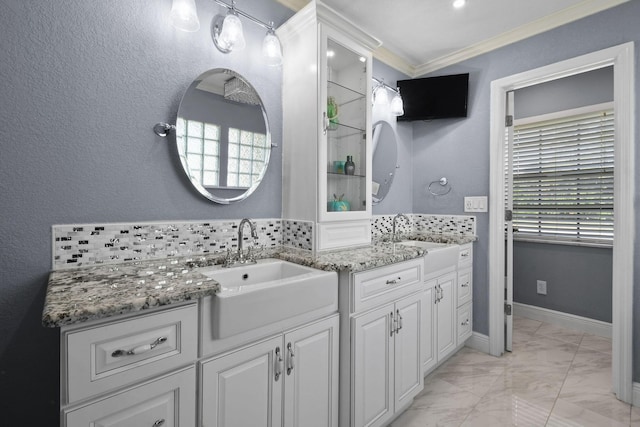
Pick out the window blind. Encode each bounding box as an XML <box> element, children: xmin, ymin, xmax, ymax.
<box><xmin>509</xmin><ymin>108</ymin><xmax>614</xmax><ymax>245</ymax></box>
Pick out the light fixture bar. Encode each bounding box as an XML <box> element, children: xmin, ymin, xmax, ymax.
<box><xmin>372</xmin><ymin>77</ymin><xmax>400</xmax><ymax>95</ymax></box>
<box><xmin>212</xmin><ymin>0</ymin><xmax>275</xmax><ymax>30</ymax></box>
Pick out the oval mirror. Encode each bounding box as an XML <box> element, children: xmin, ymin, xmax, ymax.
<box><xmin>175</xmin><ymin>69</ymin><xmax>271</xmax><ymax>204</ymax></box>
<box><xmin>372</xmin><ymin>121</ymin><xmax>398</xmax><ymax>203</ymax></box>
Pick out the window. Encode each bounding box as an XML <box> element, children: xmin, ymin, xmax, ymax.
<box><xmin>509</xmin><ymin>104</ymin><xmax>614</xmax><ymax>245</ymax></box>
<box><xmin>227</xmin><ymin>128</ymin><xmax>267</xmax><ymax>189</ymax></box>
<box><xmin>176</xmin><ymin>119</ymin><xmax>221</xmax><ymax>187</ymax></box>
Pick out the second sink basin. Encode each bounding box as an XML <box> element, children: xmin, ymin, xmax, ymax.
<box><xmin>199</xmin><ymin>258</ymin><xmax>338</xmax><ymax>339</ymax></box>
<box><xmin>398</xmin><ymin>240</ymin><xmax>459</xmax><ymax>276</ymax></box>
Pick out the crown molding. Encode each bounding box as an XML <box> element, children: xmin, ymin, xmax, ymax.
<box><xmin>413</xmin><ymin>0</ymin><xmax>629</xmax><ymax>76</ymax></box>
<box><xmin>277</xmin><ymin>0</ymin><xmax>628</xmax><ymax>77</ymax></box>
<box><xmin>275</xmin><ymin>0</ymin><xmax>308</xmax><ymax>11</ymax></box>
<box><xmin>372</xmin><ymin>47</ymin><xmax>415</xmax><ymax>77</ymax></box>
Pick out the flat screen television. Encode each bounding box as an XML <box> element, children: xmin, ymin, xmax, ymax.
<box><xmin>397</xmin><ymin>73</ymin><xmax>469</xmax><ymax>121</ymax></box>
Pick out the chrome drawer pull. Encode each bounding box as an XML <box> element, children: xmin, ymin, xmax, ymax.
<box><xmin>396</xmin><ymin>309</ymin><xmax>403</xmax><ymax>333</ymax></box>
<box><xmin>390</xmin><ymin>312</ymin><xmax>396</xmax><ymax>336</ymax></box>
<box><xmin>386</xmin><ymin>276</ymin><xmax>401</xmax><ymax>285</ymax></box>
<box><xmin>461</xmin><ymin>282</ymin><xmax>470</xmax><ymax>288</ymax></box>
<box><xmin>111</xmin><ymin>337</ymin><xmax>167</xmax><ymax>357</ymax></box>
<box><xmin>153</xmin><ymin>420</ymin><xmax>165</xmax><ymax>427</ymax></box>
<box><xmin>461</xmin><ymin>319</ymin><xmax>470</xmax><ymax>326</ymax></box>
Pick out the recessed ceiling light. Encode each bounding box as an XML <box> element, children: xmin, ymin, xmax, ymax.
<box><xmin>327</xmin><ymin>50</ymin><xmax>335</xmax><ymax>58</ymax></box>
<box><xmin>453</xmin><ymin>0</ymin><xmax>466</xmax><ymax>9</ymax></box>
<box><xmin>359</xmin><ymin>56</ymin><xmax>366</xmax><ymax>63</ymax></box>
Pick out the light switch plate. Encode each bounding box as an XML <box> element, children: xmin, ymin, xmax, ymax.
<box><xmin>464</xmin><ymin>196</ymin><xmax>488</xmax><ymax>212</ymax></box>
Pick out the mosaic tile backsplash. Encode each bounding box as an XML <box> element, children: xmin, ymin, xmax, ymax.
<box><xmin>372</xmin><ymin>214</ymin><xmax>476</xmax><ymax>237</ymax></box>
<box><xmin>52</xmin><ymin>219</ymin><xmax>314</xmax><ymax>269</ymax></box>
<box><xmin>52</xmin><ymin>215</ymin><xmax>475</xmax><ymax>270</ymax></box>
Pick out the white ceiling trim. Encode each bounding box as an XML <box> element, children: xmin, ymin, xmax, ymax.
<box><xmin>277</xmin><ymin>0</ymin><xmax>628</xmax><ymax>78</ymax></box>
<box><xmin>401</xmin><ymin>0</ymin><xmax>629</xmax><ymax>77</ymax></box>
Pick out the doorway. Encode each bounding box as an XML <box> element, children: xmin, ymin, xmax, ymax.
<box><xmin>488</xmin><ymin>42</ymin><xmax>635</xmax><ymax>402</ymax></box>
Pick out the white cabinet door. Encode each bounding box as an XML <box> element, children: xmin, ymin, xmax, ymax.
<box><xmin>64</xmin><ymin>366</ymin><xmax>195</xmax><ymax>427</ymax></box>
<box><xmin>283</xmin><ymin>315</ymin><xmax>339</xmax><ymax>427</ymax></box>
<box><xmin>394</xmin><ymin>293</ymin><xmax>425</xmax><ymax>411</ymax></box>
<box><xmin>422</xmin><ymin>284</ymin><xmax>437</xmax><ymax>374</ymax></box>
<box><xmin>200</xmin><ymin>336</ymin><xmax>283</xmax><ymax>427</ymax></box>
<box><xmin>436</xmin><ymin>272</ymin><xmax>457</xmax><ymax>361</ymax></box>
<box><xmin>352</xmin><ymin>304</ymin><xmax>394</xmax><ymax>427</ymax></box>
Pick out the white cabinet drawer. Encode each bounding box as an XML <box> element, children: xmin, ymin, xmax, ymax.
<box><xmin>63</xmin><ymin>304</ymin><xmax>198</xmax><ymax>404</ymax></box>
<box><xmin>457</xmin><ymin>267</ymin><xmax>472</xmax><ymax>307</ymax></box>
<box><xmin>458</xmin><ymin>244</ymin><xmax>472</xmax><ymax>268</ymax></box>
<box><xmin>457</xmin><ymin>302</ymin><xmax>472</xmax><ymax>343</ymax></box>
<box><xmin>63</xmin><ymin>366</ymin><xmax>196</xmax><ymax>427</ymax></box>
<box><xmin>351</xmin><ymin>259</ymin><xmax>422</xmax><ymax>313</ymax></box>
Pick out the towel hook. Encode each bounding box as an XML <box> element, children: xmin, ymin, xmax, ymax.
<box><xmin>427</xmin><ymin>177</ymin><xmax>452</xmax><ymax>196</ymax></box>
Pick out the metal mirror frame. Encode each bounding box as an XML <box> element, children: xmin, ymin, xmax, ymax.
<box><xmin>175</xmin><ymin>68</ymin><xmax>272</xmax><ymax>204</ymax></box>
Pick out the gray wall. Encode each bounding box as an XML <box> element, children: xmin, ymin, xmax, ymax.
<box><xmin>511</xmin><ymin>66</ymin><xmax>614</xmax><ymax>322</ymax></box>
<box><xmin>513</xmin><ymin>242</ymin><xmax>613</xmax><ymax>322</ymax></box>
<box><xmin>0</xmin><ymin>0</ymin><xmax>293</xmax><ymax>424</ymax></box>
<box><xmin>409</xmin><ymin>0</ymin><xmax>640</xmax><ymax>373</ymax></box>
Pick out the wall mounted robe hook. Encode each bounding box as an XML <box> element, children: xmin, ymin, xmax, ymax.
<box><xmin>153</xmin><ymin>122</ymin><xmax>176</xmax><ymax>137</ymax></box>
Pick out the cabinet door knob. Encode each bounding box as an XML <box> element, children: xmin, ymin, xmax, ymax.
<box><xmin>286</xmin><ymin>342</ymin><xmax>295</xmax><ymax>375</ymax></box>
<box><xmin>153</xmin><ymin>420</ymin><xmax>165</xmax><ymax>427</ymax></box>
<box><xmin>111</xmin><ymin>337</ymin><xmax>167</xmax><ymax>358</ymax></box>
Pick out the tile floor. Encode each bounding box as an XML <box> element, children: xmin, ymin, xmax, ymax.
<box><xmin>391</xmin><ymin>316</ymin><xmax>640</xmax><ymax>426</ymax></box>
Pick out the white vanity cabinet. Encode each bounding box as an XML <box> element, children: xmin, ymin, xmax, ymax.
<box><xmin>279</xmin><ymin>1</ymin><xmax>380</xmax><ymax>251</ymax></box>
<box><xmin>340</xmin><ymin>258</ymin><xmax>424</xmax><ymax>427</ymax></box>
<box><xmin>200</xmin><ymin>314</ymin><xmax>339</xmax><ymax>427</ymax></box>
<box><xmin>422</xmin><ymin>243</ymin><xmax>474</xmax><ymax>376</ymax></box>
<box><xmin>59</xmin><ymin>303</ymin><xmax>199</xmax><ymax>427</ymax></box>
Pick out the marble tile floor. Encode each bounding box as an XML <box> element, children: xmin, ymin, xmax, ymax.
<box><xmin>391</xmin><ymin>316</ymin><xmax>640</xmax><ymax>427</ymax></box>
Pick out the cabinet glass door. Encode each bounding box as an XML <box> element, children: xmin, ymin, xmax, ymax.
<box><xmin>325</xmin><ymin>38</ymin><xmax>368</xmax><ymax>215</ymax></box>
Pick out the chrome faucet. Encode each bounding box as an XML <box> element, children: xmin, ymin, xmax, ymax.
<box><xmin>392</xmin><ymin>213</ymin><xmax>410</xmax><ymax>242</ymax></box>
<box><xmin>237</xmin><ymin>218</ymin><xmax>258</xmax><ymax>263</ymax></box>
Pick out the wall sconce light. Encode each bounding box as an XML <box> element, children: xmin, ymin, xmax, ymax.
<box><xmin>372</xmin><ymin>78</ymin><xmax>404</xmax><ymax>116</ymax></box>
<box><xmin>171</xmin><ymin>0</ymin><xmax>282</xmax><ymax>66</ymax></box>
<box><xmin>170</xmin><ymin>0</ymin><xmax>201</xmax><ymax>32</ymax></box>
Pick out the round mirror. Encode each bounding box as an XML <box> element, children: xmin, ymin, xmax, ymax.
<box><xmin>175</xmin><ymin>69</ymin><xmax>271</xmax><ymax>204</ymax></box>
<box><xmin>372</xmin><ymin>121</ymin><xmax>398</xmax><ymax>203</ymax></box>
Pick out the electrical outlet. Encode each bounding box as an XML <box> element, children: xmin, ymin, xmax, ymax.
<box><xmin>537</xmin><ymin>280</ymin><xmax>547</xmax><ymax>295</ymax></box>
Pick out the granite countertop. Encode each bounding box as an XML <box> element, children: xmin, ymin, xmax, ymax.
<box><xmin>43</xmin><ymin>234</ymin><xmax>476</xmax><ymax>328</ymax></box>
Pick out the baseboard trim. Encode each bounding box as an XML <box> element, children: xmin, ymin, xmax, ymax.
<box><xmin>633</xmin><ymin>383</ymin><xmax>640</xmax><ymax>407</ymax></box>
<box><xmin>513</xmin><ymin>303</ymin><xmax>612</xmax><ymax>338</ymax></box>
<box><xmin>465</xmin><ymin>332</ymin><xmax>490</xmax><ymax>354</ymax></box>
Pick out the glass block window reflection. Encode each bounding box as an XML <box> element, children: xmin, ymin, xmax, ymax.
<box><xmin>176</xmin><ymin>118</ymin><xmax>220</xmax><ymax>187</ymax></box>
<box><xmin>227</xmin><ymin>128</ymin><xmax>267</xmax><ymax>188</ymax></box>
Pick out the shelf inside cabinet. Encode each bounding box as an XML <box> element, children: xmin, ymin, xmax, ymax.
<box><xmin>327</xmin><ymin>172</ymin><xmax>366</xmax><ymax>178</ymax></box>
<box><xmin>328</xmin><ymin>80</ymin><xmax>365</xmax><ymax>105</ymax></box>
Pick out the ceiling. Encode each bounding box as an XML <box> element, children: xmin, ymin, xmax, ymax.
<box><xmin>276</xmin><ymin>0</ymin><xmax>628</xmax><ymax>77</ymax></box>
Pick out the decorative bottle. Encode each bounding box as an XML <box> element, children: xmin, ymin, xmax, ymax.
<box><xmin>345</xmin><ymin>155</ymin><xmax>355</xmax><ymax>175</ymax></box>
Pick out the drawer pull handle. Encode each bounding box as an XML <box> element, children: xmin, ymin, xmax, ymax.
<box><xmin>396</xmin><ymin>309</ymin><xmax>403</xmax><ymax>333</ymax></box>
<box><xmin>390</xmin><ymin>312</ymin><xmax>396</xmax><ymax>336</ymax></box>
<box><xmin>386</xmin><ymin>276</ymin><xmax>401</xmax><ymax>285</ymax></box>
<box><xmin>111</xmin><ymin>337</ymin><xmax>167</xmax><ymax>357</ymax></box>
<box><xmin>153</xmin><ymin>420</ymin><xmax>165</xmax><ymax>427</ymax></box>
<box><xmin>461</xmin><ymin>282</ymin><xmax>470</xmax><ymax>288</ymax></box>
<box><xmin>461</xmin><ymin>252</ymin><xmax>469</xmax><ymax>257</ymax></box>
<box><xmin>461</xmin><ymin>319</ymin><xmax>470</xmax><ymax>326</ymax></box>
<box><xmin>286</xmin><ymin>342</ymin><xmax>295</xmax><ymax>375</ymax></box>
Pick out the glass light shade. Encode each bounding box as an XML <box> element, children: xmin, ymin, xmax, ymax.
<box><xmin>262</xmin><ymin>31</ymin><xmax>282</xmax><ymax>66</ymax></box>
<box><xmin>374</xmin><ymin>86</ymin><xmax>389</xmax><ymax>106</ymax></box>
<box><xmin>219</xmin><ymin>13</ymin><xmax>246</xmax><ymax>52</ymax></box>
<box><xmin>390</xmin><ymin>92</ymin><xmax>404</xmax><ymax>116</ymax></box>
<box><xmin>170</xmin><ymin>0</ymin><xmax>200</xmax><ymax>32</ymax></box>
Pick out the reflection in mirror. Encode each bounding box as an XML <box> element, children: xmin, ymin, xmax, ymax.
<box><xmin>176</xmin><ymin>69</ymin><xmax>271</xmax><ymax>204</ymax></box>
<box><xmin>372</xmin><ymin>121</ymin><xmax>398</xmax><ymax>204</ymax></box>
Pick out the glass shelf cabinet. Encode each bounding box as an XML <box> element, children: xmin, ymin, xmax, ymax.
<box><xmin>279</xmin><ymin>1</ymin><xmax>378</xmax><ymax>251</ymax></box>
